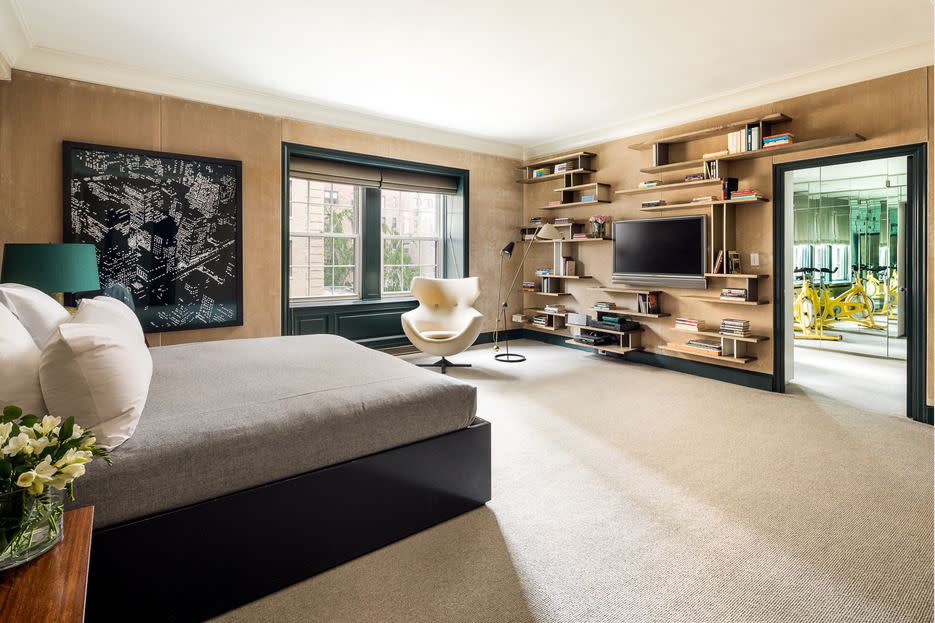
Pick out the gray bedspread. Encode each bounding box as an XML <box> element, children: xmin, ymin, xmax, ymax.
<box><xmin>72</xmin><ymin>334</ymin><xmax>477</xmax><ymax>528</ymax></box>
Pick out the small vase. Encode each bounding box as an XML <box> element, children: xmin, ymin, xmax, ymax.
<box><xmin>0</xmin><ymin>489</ymin><xmax>64</xmax><ymax>571</ymax></box>
<box><xmin>591</xmin><ymin>222</ymin><xmax>604</xmax><ymax>238</ymax></box>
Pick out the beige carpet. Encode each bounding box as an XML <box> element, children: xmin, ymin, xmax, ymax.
<box><xmin>213</xmin><ymin>340</ymin><xmax>933</xmax><ymax>623</ymax></box>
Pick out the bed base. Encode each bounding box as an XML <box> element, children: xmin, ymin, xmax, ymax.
<box><xmin>86</xmin><ymin>418</ymin><xmax>491</xmax><ymax>622</ymax></box>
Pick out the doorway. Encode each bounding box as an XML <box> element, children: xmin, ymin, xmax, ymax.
<box><xmin>773</xmin><ymin>145</ymin><xmax>928</xmax><ymax>422</ymax></box>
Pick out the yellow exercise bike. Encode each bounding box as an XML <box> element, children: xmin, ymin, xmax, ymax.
<box><xmin>794</xmin><ymin>265</ymin><xmax>882</xmax><ymax>340</ymax></box>
<box><xmin>862</xmin><ymin>264</ymin><xmax>898</xmax><ymax>320</ymax></box>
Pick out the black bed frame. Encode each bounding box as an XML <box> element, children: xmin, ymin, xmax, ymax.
<box><xmin>85</xmin><ymin>418</ymin><xmax>491</xmax><ymax>622</ymax></box>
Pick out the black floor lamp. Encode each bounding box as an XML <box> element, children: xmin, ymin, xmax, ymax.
<box><xmin>493</xmin><ymin>223</ymin><xmax>563</xmax><ymax>362</ymax></box>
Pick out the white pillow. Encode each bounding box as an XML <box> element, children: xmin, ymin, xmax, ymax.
<box><xmin>0</xmin><ymin>283</ymin><xmax>71</xmax><ymax>349</ymax></box>
<box><xmin>0</xmin><ymin>303</ymin><xmax>47</xmax><ymax>416</ymax></box>
<box><xmin>39</xmin><ymin>297</ymin><xmax>152</xmax><ymax>450</ymax></box>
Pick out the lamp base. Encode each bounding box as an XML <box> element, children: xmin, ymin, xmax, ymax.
<box><xmin>494</xmin><ymin>352</ymin><xmax>526</xmax><ymax>363</ymax></box>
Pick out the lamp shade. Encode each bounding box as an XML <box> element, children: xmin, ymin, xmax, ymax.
<box><xmin>1</xmin><ymin>243</ymin><xmax>101</xmax><ymax>293</ymax></box>
<box><xmin>536</xmin><ymin>224</ymin><xmax>564</xmax><ymax>241</ymax></box>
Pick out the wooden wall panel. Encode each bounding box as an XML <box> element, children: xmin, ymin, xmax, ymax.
<box><xmin>523</xmin><ymin>67</ymin><xmax>932</xmax><ymax>379</ymax></box>
<box><xmin>0</xmin><ymin>70</ymin><xmax>522</xmax><ymax>345</ymax></box>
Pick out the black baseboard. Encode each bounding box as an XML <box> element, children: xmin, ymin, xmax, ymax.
<box><xmin>924</xmin><ymin>405</ymin><xmax>934</xmax><ymax>426</ymax></box>
<box><xmin>522</xmin><ymin>330</ymin><xmax>774</xmax><ymax>392</ymax></box>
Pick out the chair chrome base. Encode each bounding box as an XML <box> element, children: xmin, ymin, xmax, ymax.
<box><xmin>417</xmin><ymin>357</ymin><xmax>472</xmax><ymax>374</ymax></box>
<box><xmin>494</xmin><ymin>352</ymin><xmax>526</xmax><ymax>363</ymax></box>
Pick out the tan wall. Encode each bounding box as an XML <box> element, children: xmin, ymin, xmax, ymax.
<box><xmin>0</xmin><ymin>70</ymin><xmax>523</xmax><ymax>346</ymax></box>
<box><xmin>523</xmin><ymin>68</ymin><xmax>932</xmax><ymax>398</ymax></box>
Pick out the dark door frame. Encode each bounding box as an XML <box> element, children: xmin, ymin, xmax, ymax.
<box><xmin>772</xmin><ymin>143</ymin><xmax>929</xmax><ymax>423</ymax></box>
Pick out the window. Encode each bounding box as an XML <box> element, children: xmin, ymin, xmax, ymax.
<box><xmin>288</xmin><ymin>178</ymin><xmax>360</xmax><ymax>299</ymax></box>
<box><xmin>381</xmin><ymin>190</ymin><xmax>443</xmax><ymax>295</ymax></box>
<box><xmin>285</xmin><ymin>149</ymin><xmax>466</xmax><ymax>304</ymax></box>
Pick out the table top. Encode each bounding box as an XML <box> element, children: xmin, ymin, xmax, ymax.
<box><xmin>0</xmin><ymin>506</ymin><xmax>94</xmax><ymax>623</ymax></box>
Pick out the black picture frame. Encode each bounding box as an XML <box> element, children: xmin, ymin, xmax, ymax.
<box><xmin>63</xmin><ymin>141</ymin><xmax>244</xmax><ymax>332</ymax></box>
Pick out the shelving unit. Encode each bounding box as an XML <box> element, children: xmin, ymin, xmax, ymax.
<box><xmin>538</xmin><ymin>182</ymin><xmax>612</xmax><ymax>210</ymax></box>
<box><xmin>565</xmin><ymin>322</ymin><xmax>642</xmax><ymax>356</ymax></box>
<box><xmin>517</xmin><ymin>151</ymin><xmax>597</xmax><ymax>184</ymax></box>
<box><xmin>628</xmin><ymin>113</ymin><xmax>792</xmax><ymax>151</ymax></box>
<box><xmin>681</xmin><ymin>295</ymin><xmax>769</xmax><ymax>306</ymax></box>
<box><xmin>659</xmin><ymin>343</ymin><xmax>755</xmax><ymax>365</ymax></box>
<box><xmin>672</xmin><ymin>327</ymin><xmax>769</xmax><ymax>343</ymax></box>
<box><xmin>615</xmin><ymin>178</ymin><xmax>724</xmax><ymax>196</ymax></box>
<box><xmin>639</xmin><ymin>196</ymin><xmax>768</xmax><ymax>212</ymax></box>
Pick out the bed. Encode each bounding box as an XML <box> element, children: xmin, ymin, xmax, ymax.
<box><xmin>78</xmin><ymin>334</ymin><xmax>490</xmax><ymax>621</ymax></box>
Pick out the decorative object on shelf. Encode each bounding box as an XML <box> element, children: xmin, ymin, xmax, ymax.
<box><xmin>727</xmin><ymin>250</ymin><xmax>742</xmax><ymax>274</ymax></box>
<box><xmin>63</xmin><ymin>141</ymin><xmax>243</xmax><ymax>332</ymax></box>
<box><xmin>0</xmin><ymin>405</ymin><xmax>110</xmax><ymax>571</ymax></box>
<box><xmin>0</xmin><ymin>243</ymin><xmax>101</xmax><ymax>308</ymax></box>
<box><xmin>589</xmin><ymin>214</ymin><xmax>611</xmax><ymax>239</ymax></box>
<box><xmin>493</xmin><ymin>224</ymin><xmax>563</xmax><ymax>362</ymax></box>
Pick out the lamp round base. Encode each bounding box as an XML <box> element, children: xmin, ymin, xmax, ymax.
<box><xmin>494</xmin><ymin>352</ymin><xmax>526</xmax><ymax>363</ymax></box>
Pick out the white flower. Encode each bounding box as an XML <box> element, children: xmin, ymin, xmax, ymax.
<box><xmin>80</xmin><ymin>436</ymin><xmax>96</xmax><ymax>449</ymax></box>
<box><xmin>54</xmin><ymin>448</ymin><xmax>92</xmax><ymax>469</ymax></box>
<box><xmin>48</xmin><ymin>475</ymin><xmax>70</xmax><ymax>491</ymax></box>
<box><xmin>34</xmin><ymin>456</ymin><xmax>57</xmax><ymax>483</ymax></box>
<box><xmin>2</xmin><ymin>433</ymin><xmax>30</xmax><ymax>456</ymax></box>
<box><xmin>70</xmin><ymin>424</ymin><xmax>84</xmax><ymax>440</ymax></box>
<box><xmin>28</xmin><ymin>481</ymin><xmax>44</xmax><ymax>495</ymax></box>
<box><xmin>15</xmin><ymin>470</ymin><xmax>36</xmax><ymax>488</ymax></box>
<box><xmin>59</xmin><ymin>463</ymin><xmax>86</xmax><ymax>480</ymax></box>
<box><xmin>28</xmin><ymin>436</ymin><xmax>51</xmax><ymax>454</ymax></box>
<box><xmin>33</xmin><ymin>415</ymin><xmax>61</xmax><ymax>437</ymax></box>
<box><xmin>0</xmin><ymin>422</ymin><xmax>12</xmax><ymax>445</ymax></box>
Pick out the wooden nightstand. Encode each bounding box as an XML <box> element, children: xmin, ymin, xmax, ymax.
<box><xmin>0</xmin><ymin>506</ymin><xmax>94</xmax><ymax>623</ymax></box>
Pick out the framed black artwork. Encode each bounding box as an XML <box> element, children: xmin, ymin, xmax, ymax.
<box><xmin>63</xmin><ymin>141</ymin><xmax>243</xmax><ymax>332</ymax></box>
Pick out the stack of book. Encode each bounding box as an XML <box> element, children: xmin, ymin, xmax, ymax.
<box><xmin>726</xmin><ymin>125</ymin><xmax>763</xmax><ymax>153</ymax></box>
<box><xmin>554</xmin><ymin>162</ymin><xmax>569</xmax><ymax>173</ymax></box>
<box><xmin>535</xmin><ymin>268</ymin><xmax>551</xmax><ymax>276</ymax></box>
<box><xmin>532</xmin><ymin>315</ymin><xmax>549</xmax><ymax>327</ymax></box>
<box><xmin>763</xmin><ymin>133</ymin><xmax>794</xmax><ymax>148</ymax></box>
<box><xmin>512</xmin><ymin>313</ymin><xmax>528</xmax><ymax>324</ymax></box>
<box><xmin>730</xmin><ymin>188</ymin><xmax>762</xmax><ymax>201</ymax></box>
<box><xmin>544</xmin><ymin>304</ymin><xmax>565</xmax><ymax>314</ymax></box>
<box><xmin>638</xmin><ymin>180</ymin><xmax>661</xmax><ymax>189</ymax></box>
<box><xmin>521</xmin><ymin>281</ymin><xmax>537</xmax><ymax>292</ymax></box>
<box><xmin>691</xmin><ymin>195</ymin><xmax>716</xmax><ymax>203</ymax></box>
<box><xmin>547</xmin><ymin>200</ymin><xmax>562</xmax><ymax>207</ymax></box>
<box><xmin>571</xmin><ymin>232</ymin><xmax>590</xmax><ymax>239</ymax></box>
<box><xmin>685</xmin><ymin>173</ymin><xmax>705</xmax><ymax>182</ymax></box>
<box><xmin>532</xmin><ymin>167</ymin><xmax>550</xmax><ymax>178</ymax></box>
<box><xmin>541</xmin><ymin>278</ymin><xmax>560</xmax><ymax>293</ymax></box>
<box><xmin>719</xmin><ymin>288</ymin><xmax>749</xmax><ymax>302</ymax></box>
<box><xmin>684</xmin><ymin>338</ymin><xmax>723</xmax><ymax>355</ymax></box>
<box><xmin>528</xmin><ymin>217</ymin><xmax>544</xmax><ymax>226</ymax></box>
<box><xmin>642</xmin><ymin>199</ymin><xmax>665</xmax><ymax>209</ymax></box>
<box><xmin>552</xmin><ymin>216</ymin><xmax>572</xmax><ymax>226</ymax></box>
<box><xmin>580</xmin><ymin>193</ymin><xmax>596</xmax><ymax>202</ymax></box>
<box><xmin>675</xmin><ymin>317</ymin><xmax>706</xmax><ymax>332</ymax></box>
<box><xmin>720</xmin><ymin>318</ymin><xmax>751</xmax><ymax>338</ymax></box>
<box><xmin>593</xmin><ymin>301</ymin><xmax>616</xmax><ymax>310</ymax></box>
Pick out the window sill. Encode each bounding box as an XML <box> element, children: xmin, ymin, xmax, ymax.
<box><xmin>289</xmin><ymin>296</ymin><xmax>417</xmax><ymax>309</ymax></box>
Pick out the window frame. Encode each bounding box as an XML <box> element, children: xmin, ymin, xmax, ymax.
<box><xmin>287</xmin><ymin>178</ymin><xmax>363</xmax><ymax>302</ymax></box>
<box><xmin>380</xmin><ymin>190</ymin><xmax>445</xmax><ymax>297</ymax></box>
<box><xmin>281</xmin><ymin>144</ymin><xmax>469</xmax><ymax>327</ymax></box>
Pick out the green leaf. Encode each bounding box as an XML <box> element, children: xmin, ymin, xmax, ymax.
<box><xmin>1</xmin><ymin>405</ymin><xmax>22</xmax><ymax>423</ymax></box>
<box><xmin>0</xmin><ymin>461</ymin><xmax>11</xmax><ymax>479</ymax></box>
<box><xmin>59</xmin><ymin>417</ymin><xmax>74</xmax><ymax>442</ymax></box>
<box><xmin>19</xmin><ymin>415</ymin><xmax>38</xmax><ymax>428</ymax></box>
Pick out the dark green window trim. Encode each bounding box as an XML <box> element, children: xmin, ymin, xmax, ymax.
<box><xmin>281</xmin><ymin>143</ymin><xmax>470</xmax><ymax>334</ymax></box>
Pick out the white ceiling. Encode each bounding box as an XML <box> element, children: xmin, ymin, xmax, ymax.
<box><xmin>2</xmin><ymin>0</ymin><xmax>933</xmax><ymax>158</ymax></box>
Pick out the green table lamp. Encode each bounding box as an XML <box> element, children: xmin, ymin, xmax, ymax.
<box><xmin>1</xmin><ymin>243</ymin><xmax>101</xmax><ymax>304</ymax></box>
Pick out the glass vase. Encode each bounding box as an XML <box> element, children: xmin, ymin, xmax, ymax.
<box><xmin>0</xmin><ymin>488</ymin><xmax>64</xmax><ymax>571</ymax></box>
<box><xmin>591</xmin><ymin>222</ymin><xmax>604</xmax><ymax>238</ymax></box>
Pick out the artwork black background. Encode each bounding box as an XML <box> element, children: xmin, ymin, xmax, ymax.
<box><xmin>63</xmin><ymin>142</ymin><xmax>243</xmax><ymax>332</ymax></box>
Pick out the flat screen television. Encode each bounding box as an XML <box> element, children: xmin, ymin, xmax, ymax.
<box><xmin>612</xmin><ymin>215</ymin><xmax>707</xmax><ymax>289</ymax></box>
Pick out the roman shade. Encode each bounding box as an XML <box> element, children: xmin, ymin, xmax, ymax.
<box><xmin>289</xmin><ymin>157</ymin><xmax>382</xmax><ymax>187</ymax></box>
<box><xmin>290</xmin><ymin>157</ymin><xmax>459</xmax><ymax>195</ymax></box>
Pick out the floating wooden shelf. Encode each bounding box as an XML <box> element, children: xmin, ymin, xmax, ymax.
<box><xmin>628</xmin><ymin>114</ymin><xmax>792</xmax><ymax>150</ymax></box>
<box><xmin>591</xmin><ymin>307</ymin><xmax>670</xmax><ymax>319</ymax></box>
<box><xmin>524</xmin><ymin>323</ymin><xmax>571</xmax><ymax>336</ymax></box>
<box><xmin>671</xmin><ymin>327</ymin><xmax>769</xmax><ymax>343</ymax></box>
<box><xmin>554</xmin><ymin>182</ymin><xmax>604</xmax><ymax>193</ymax></box>
<box><xmin>590</xmin><ymin>286</ymin><xmax>660</xmax><ymax>294</ymax></box>
<box><xmin>537</xmin><ymin>274</ymin><xmax>591</xmax><ymax>279</ymax></box>
<box><xmin>681</xmin><ymin>295</ymin><xmax>769</xmax><ymax>306</ymax></box>
<box><xmin>518</xmin><ymin>168</ymin><xmax>596</xmax><ymax>184</ymax></box>
<box><xmin>564</xmin><ymin>339</ymin><xmax>638</xmax><ymax>356</ymax></box>
<box><xmin>516</xmin><ymin>237</ymin><xmax>610</xmax><ymax>244</ymax></box>
<box><xmin>704</xmin><ymin>273</ymin><xmax>769</xmax><ymax>279</ymax></box>
<box><xmin>616</xmin><ymin>178</ymin><xmax>724</xmax><ymax>196</ymax></box>
<box><xmin>659</xmin><ymin>343</ymin><xmax>755</xmax><ymax>364</ymax></box>
<box><xmin>540</xmin><ymin>199</ymin><xmax>606</xmax><ymax>210</ymax></box>
<box><xmin>639</xmin><ymin>135</ymin><xmax>865</xmax><ymax>174</ymax></box>
<box><xmin>519</xmin><ymin>151</ymin><xmax>596</xmax><ymax>169</ymax></box>
<box><xmin>567</xmin><ymin>323</ymin><xmax>642</xmax><ymax>336</ymax></box>
<box><xmin>639</xmin><ymin>196</ymin><xmax>768</xmax><ymax>212</ymax></box>
<box><xmin>521</xmin><ymin>291</ymin><xmax>570</xmax><ymax>297</ymax></box>
<box><xmin>526</xmin><ymin>308</ymin><xmax>567</xmax><ymax>317</ymax></box>
<box><xmin>520</xmin><ymin>220</ymin><xmax>587</xmax><ymax>228</ymax></box>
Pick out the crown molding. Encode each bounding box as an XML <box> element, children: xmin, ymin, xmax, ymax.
<box><xmin>0</xmin><ymin>0</ymin><xmax>29</xmax><ymax>78</ymax></box>
<box><xmin>523</xmin><ymin>40</ymin><xmax>934</xmax><ymax>159</ymax></box>
<box><xmin>10</xmin><ymin>46</ymin><xmax>524</xmax><ymax>160</ymax></box>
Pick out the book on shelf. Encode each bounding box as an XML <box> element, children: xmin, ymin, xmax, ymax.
<box><xmin>512</xmin><ymin>313</ymin><xmax>528</xmax><ymax>323</ymax></box>
<box><xmin>593</xmin><ymin>301</ymin><xmax>616</xmax><ymax>310</ymax></box>
<box><xmin>571</xmin><ymin>232</ymin><xmax>589</xmax><ymax>239</ymax></box>
<box><xmin>636</xmin><ymin>292</ymin><xmax>660</xmax><ymax>314</ymax></box>
<box><xmin>691</xmin><ymin>195</ymin><xmax>716</xmax><ymax>203</ymax></box>
<box><xmin>730</xmin><ymin>188</ymin><xmax>762</xmax><ymax>201</ymax></box>
<box><xmin>713</xmin><ymin>250</ymin><xmax>725</xmax><ymax>274</ymax></box>
<box><xmin>683</xmin><ymin>338</ymin><xmax>723</xmax><ymax>355</ymax></box>
<box><xmin>719</xmin><ymin>287</ymin><xmax>749</xmax><ymax>301</ymax></box>
<box><xmin>719</xmin><ymin>318</ymin><xmax>752</xmax><ymax>337</ymax></box>
<box><xmin>553</xmin><ymin>216</ymin><xmax>572</xmax><ymax>225</ymax></box>
<box><xmin>580</xmin><ymin>194</ymin><xmax>595</xmax><ymax>202</ymax></box>
<box><xmin>675</xmin><ymin>317</ymin><xmax>706</xmax><ymax>331</ymax></box>
<box><xmin>532</xmin><ymin>167</ymin><xmax>550</xmax><ymax>178</ymax></box>
<box><xmin>685</xmin><ymin>173</ymin><xmax>705</xmax><ymax>182</ymax></box>
<box><xmin>528</xmin><ymin>217</ymin><xmax>544</xmax><ymax>225</ymax></box>
<box><xmin>638</xmin><ymin>180</ymin><xmax>662</xmax><ymax>188</ymax></box>
<box><xmin>556</xmin><ymin>257</ymin><xmax>575</xmax><ymax>277</ymax></box>
<box><xmin>704</xmin><ymin>159</ymin><xmax>720</xmax><ymax>179</ymax></box>
<box><xmin>543</xmin><ymin>304</ymin><xmax>566</xmax><ymax>313</ymax></box>
<box><xmin>642</xmin><ymin>199</ymin><xmax>666</xmax><ymax>208</ymax></box>
<box><xmin>554</xmin><ymin>162</ymin><xmax>569</xmax><ymax>173</ymax></box>
<box><xmin>535</xmin><ymin>268</ymin><xmax>551</xmax><ymax>276</ymax></box>
<box><xmin>547</xmin><ymin>200</ymin><xmax>563</xmax><ymax>207</ymax></box>
<box><xmin>763</xmin><ymin>132</ymin><xmax>794</xmax><ymax>142</ymax></box>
